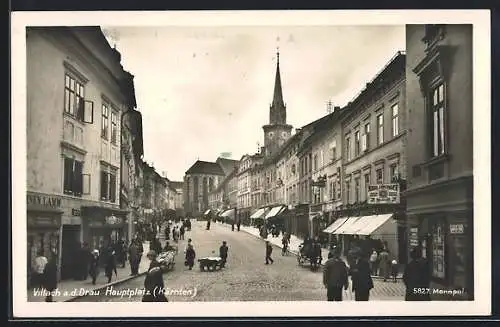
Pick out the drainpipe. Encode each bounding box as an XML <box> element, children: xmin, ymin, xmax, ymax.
<box><xmin>121</xmin><ymin>109</ymin><xmax>134</xmax><ymax>242</ymax></box>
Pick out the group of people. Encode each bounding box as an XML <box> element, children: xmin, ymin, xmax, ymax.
<box><xmin>164</xmin><ymin>220</ymin><xmax>190</xmax><ymax>242</ymax></box>
<box><xmin>298</xmin><ymin>236</ymin><xmax>323</xmax><ymax>268</ymax></box>
<box><xmin>323</xmin><ymin>245</ymin><xmax>432</xmax><ymax>301</ymax></box>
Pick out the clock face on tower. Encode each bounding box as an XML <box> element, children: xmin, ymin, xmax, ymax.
<box><xmin>268</xmin><ymin>132</ymin><xmax>274</xmax><ymax>139</ymax></box>
<box><xmin>282</xmin><ymin>132</ymin><xmax>288</xmax><ymax>138</ymax></box>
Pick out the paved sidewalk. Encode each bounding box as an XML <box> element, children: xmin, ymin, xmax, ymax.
<box><xmin>28</xmin><ymin>242</ymin><xmax>150</xmax><ymax>302</ymax></box>
<box><xmin>219</xmin><ymin>223</ymin><xmax>403</xmax><ymax>279</ymax></box>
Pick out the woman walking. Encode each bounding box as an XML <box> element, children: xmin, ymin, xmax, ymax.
<box><xmin>185</xmin><ymin>244</ymin><xmax>196</xmax><ymax>270</ymax></box>
<box><xmin>89</xmin><ymin>249</ymin><xmax>100</xmax><ymax>285</ymax></box>
<box><xmin>350</xmin><ymin>253</ymin><xmax>374</xmax><ymax>301</ymax></box>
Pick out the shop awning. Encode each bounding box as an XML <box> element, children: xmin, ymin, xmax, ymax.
<box><xmin>250</xmin><ymin>207</ymin><xmax>267</xmax><ymax>219</ymax></box>
<box><xmin>332</xmin><ymin>216</ymin><xmax>363</xmax><ymax>234</ymax></box>
<box><xmin>265</xmin><ymin>205</ymin><xmax>286</xmax><ymax>220</ymax></box>
<box><xmin>221</xmin><ymin>208</ymin><xmax>236</xmax><ymax>218</ymax></box>
<box><xmin>203</xmin><ymin>209</ymin><xmax>211</xmax><ymax>216</ymax></box>
<box><xmin>322</xmin><ymin>217</ymin><xmax>349</xmax><ymax>234</ymax></box>
<box><xmin>354</xmin><ymin>214</ymin><xmax>395</xmax><ymax>236</ymax></box>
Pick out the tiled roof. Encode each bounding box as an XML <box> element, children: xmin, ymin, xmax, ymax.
<box><xmin>169</xmin><ymin>181</ymin><xmax>183</xmax><ymax>190</ymax></box>
<box><xmin>185</xmin><ymin>160</ymin><xmax>225</xmax><ymax>175</ymax></box>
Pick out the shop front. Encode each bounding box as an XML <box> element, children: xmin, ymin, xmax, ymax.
<box><xmin>406</xmin><ymin>176</ymin><xmax>474</xmax><ymax>300</ymax></box>
<box><xmin>81</xmin><ymin>206</ymin><xmax>129</xmax><ymax>252</ymax></box>
<box><xmin>27</xmin><ymin>192</ymin><xmax>63</xmax><ymax>287</ymax></box>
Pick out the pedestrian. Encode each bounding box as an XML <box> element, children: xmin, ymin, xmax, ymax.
<box><xmin>281</xmin><ymin>234</ymin><xmax>289</xmax><ymax>256</ymax></box>
<box><xmin>42</xmin><ymin>251</ymin><xmax>58</xmax><ymax>302</ymax></box>
<box><xmin>80</xmin><ymin>242</ymin><xmax>91</xmax><ymax>280</ymax></box>
<box><xmin>89</xmin><ymin>249</ymin><xmax>100</xmax><ymax>285</ymax></box>
<box><xmin>206</xmin><ymin>218</ymin><xmax>211</xmax><ymax>230</ymax></box>
<box><xmin>31</xmin><ymin>249</ymin><xmax>48</xmax><ymax>289</ymax></box>
<box><xmin>150</xmin><ymin>237</ymin><xmax>162</xmax><ymax>255</ymax></box>
<box><xmin>378</xmin><ymin>247</ymin><xmax>390</xmax><ymax>281</ymax></box>
<box><xmin>403</xmin><ymin>247</ymin><xmax>431</xmax><ymax>301</ymax></box>
<box><xmin>165</xmin><ymin>225</ymin><xmax>170</xmax><ymax>241</ymax></box>
<box><xmin>219</xmin><ymin>241</ymin><xmax>229</xmax><ymax>268</ymax></box>
<box><xmin>369</xmin><ymin>250</ymin><xmax>378</xmax><ymax>275</ymax></box>
<box><xmin>164</xmin><ymin>241</ymin><xmax>175</xmax><ymax>252</ymax></box>
<box><xmin>265</xmin><ymin>240</ymin><xmax>274</xmax><ymax>265</ymax></box>
<box><xmin>128</xmin><ymin>241</ymin><xmax>139</xmax><ymax>275</ymax></box>
<box><xmin>391</xmin><ymin>259</ymin><xmax>399</xmax><ymax>282</ymax></box>
<box><xmin>173</xmin><ymin>227</ymin><xmax>179</xmax><ymax>243</ymax></box>
<box><xmin>323</xmin><ymin>247</ymin><xmax>349</xmax><ymax>301</ymax></box>
<box><xmin>185</xmin><ymin>244</ymin><xmax>196</xmax><ymax>270</ymax></box>
<box><xmin>237</xmin><ymin>220</ymin><xmax>241</xmax><ymax>231</ymax></box>
<box><xmin>231</xmin><ymin>221</ymin><xmax>235</xmax><ymax>231</ymax></box>
<box><xmin>184</xmin><ymin>238</ymin><xmax>193</xmax><ymax>253</ymax></box>
<box><xmin>142</xmin><ymin>250</ymin><xmax>168</xmax><ymax>302</ymax></box>
<box><xmin>180</xmin><ymin>225</ymin><xmax>185</xmax><ymax>240</ymax></box>
<box><xmin>104</xmin><ymin>248</ymin><xmax>117</xmax><ymax>284</ymax></box>
<box><xmin>350</xmin><ymin>253</ymin><xmax>374</xmax><ymax>301</ymax></box>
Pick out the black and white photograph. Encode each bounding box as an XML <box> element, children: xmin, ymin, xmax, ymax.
<box><xmin>11</xmin><ymin>10</ymin><xmax>490</xmax><ymax>317</ymax></box>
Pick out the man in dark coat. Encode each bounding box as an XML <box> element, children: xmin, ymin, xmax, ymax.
<box><xmin>89</xmin><ymin>249</ymin><xmax>100</xmax><ymax>285</ymax></box>
<box><xmin>403</xmin><ymin>247</ymin><xmax>431</xmax><ymax>301</ymax></box>
<box><xmin>42</xmin><ymin>251</ymin><xmax>58</xmax><ymax>302</ymax></box>
<box><xmin>265</xmin><ymin>241</ymin><xmax>274</xmax><ymax>264</ymax></box>
<box><xmin>350</xmin><ymin>253</ymin><xmax>374</xmax><ymax>301</ymax></box>
<box><xmin>104</xmin><ymin>247</ymin><xmax>117</xmax><ymax>283</ymax></box>
<box><xmin>219</xmin><ymin>241</ymin><xmax>229</xmax><ymax>268</ymax></box>
<box><xmin>128</xmin><ymin>241</ymin><xmax>139</xmax><ymax>275</ymax></box>
<box><xmin>142</xmin><ymin>250</ymin><xmax>168</xmax><ymax>302</ymax></box>
<box><xmin>185</xmin><ymin>244</ymin><xmax>196</xmax><ymax>270</ymax></box>
<box><xmin>323</xmin><ymin>248</ymin><xmax>349</xmax><ymax>301</ymax></box>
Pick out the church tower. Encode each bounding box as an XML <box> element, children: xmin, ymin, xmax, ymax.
<box><xmin>262</xmin><ymin>49</ymin><xmax>293</xmax><ymax>157</ymax></box>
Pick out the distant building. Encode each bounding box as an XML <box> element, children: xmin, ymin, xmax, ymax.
<box><xmin>183</xmin><ymin>157</ymin><xmax>238</xmax><ymax>217</ymax></box>
<box><xmin>405</xmin><ymin>24</ymin><xmax>473</xmax><ymax>300</ymax></box>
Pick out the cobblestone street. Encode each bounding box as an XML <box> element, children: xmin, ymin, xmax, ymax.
<box><xmin>73</xmin><ymin>221</ymin><xmax>405</xmax><ymax>302</ymax></box>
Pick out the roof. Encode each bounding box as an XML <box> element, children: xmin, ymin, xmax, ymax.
<box><xmin>185</xmin><ymin>160</ymin><xmax>225</xmax><ymax>176</ymax></box>
<box><xmin>216</xmin><ymin>157</ymin><xmax>239</xmax><ymax>176</ymax></box>
<box><xmin>169</xmin><ymin>181</ymin><xmax>183</xmax><ymax>190</ymax></box>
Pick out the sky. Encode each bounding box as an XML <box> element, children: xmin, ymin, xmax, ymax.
<box><xmin>101</xmin><ymin>25</ymin><xmax>405</xmax><ymax>181</ymax></box>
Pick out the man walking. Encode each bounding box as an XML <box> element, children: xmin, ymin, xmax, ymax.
<box><xmin>265</xmin><ymin>241</ymin><xmax>274</xmax><ymax>265</ymax></box>
<box><xmin>219</xmin><ymin>241</ymin><xmax>229</xmax><ymax>268</ymax></box>
<box><xmin>323</xmin><ymin>247</ymin><xmax>349</xmax><ymax>301</ymax></box>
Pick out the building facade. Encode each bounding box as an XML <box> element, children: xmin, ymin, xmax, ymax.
<box><xmin>26</xmin><ymin>27</ymin><xmax>136</xmax><ymax>282</ymax></box>
<box><xmin>339</xmin><ymin>51</ymin><xmax>407</xmax><ymax>262</ymax></box>
<box><xmin>405</xmin><ymin>24</ymin><xmax>473</xmax><ymax>299</ymax></box>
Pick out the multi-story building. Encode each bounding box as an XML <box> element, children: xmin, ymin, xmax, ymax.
<box><xmin>119</xmin><ymin>108</ymin><xmax>143</xmax><ymax>242</ymax></box>
<box><xmin>168</xmin><ymin>181</ymin><xmax>184</xmax><ymax>217</ymax></box>
<box><xmin>237</xmin><ymin>155</ymin><xmax>254</xmax><ymax>222</ymax></box>
<box><xmin>26</xmin><ymin>27</ymin><xmax>136</xmax><ymax>282</ymax></box>
<box><xmin>405</xmin><ymin>24</ymin><xmax>473</xmax><ymax>299</ymax></box>
<box><xmin>183</xmin><ymin>157</ymin><xmax>237</xmax><ymax>217</ymax></box>
<box><xmin>332</xmin><ymin>51</ymin><xmax>407</xmax><ymax>261</ymax></box>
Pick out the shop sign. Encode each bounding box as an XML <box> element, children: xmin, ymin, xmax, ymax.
<box><xmin>409</xmin><ymin>227</ymin><xmax>419</xmax><ymax>247</ymax></box>
<box><xmin>367</xmin><ymin>184</ymin><xmax>400</xmax><ymax>204</ymax></box>
<box><xmin>105</xmin><ymin>215</ymin><xmax>123</xmax><ymax>225</ymax></box>
<box><xmin>27</xmin><ymin>215</ymin><xmax>61</xmax><ymax>228</ymax></box>
<box><xmin>27</xmin><ymin>194</ymin><xmax>61</xmax><ymax>208</ymax></box>
<box><xmin>450</xmin><ymin>224</ymin><xmax>464</xmax><ymax>234</ymax></box>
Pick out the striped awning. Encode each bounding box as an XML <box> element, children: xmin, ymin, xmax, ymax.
<box><xmin>264</xmin><ymin>205</ymin><xmax>286</xmax><ymax>220</ymax></box>
<box><xmin>250</xmin><ymin>207</ymin><xmax>267</xmax><ymax>219</ymax></box>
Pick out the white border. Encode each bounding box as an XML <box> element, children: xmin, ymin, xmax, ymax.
<box><xmin>11</xmin><ymin>10</ymin><xmax>491</xmax><ymax>318</ymax></box>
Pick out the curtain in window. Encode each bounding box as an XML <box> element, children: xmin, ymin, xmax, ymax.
<box><xmin>110</xmin><ymin>173</ymin><xmax>116</xmax><ymax>203</ymax></box>
<box><xmin>63</xmin><ymin>157</ymin><xmax>73</xmax><ymax>193</ymax></box>
<box><xmin>101</xmin><ymin>171</ymin><xmax>108</xmax><ymax>200</ymax></box>
<box><xmin>73</xmin><ymin>160</ymin><xmax>83</xmax><ymax>196</ymax></box>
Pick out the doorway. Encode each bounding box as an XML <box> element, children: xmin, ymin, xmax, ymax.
<box><xmin>61</xmin><ymin>225</ymin><xmax>81</xmax><ymax>280</ymax></box>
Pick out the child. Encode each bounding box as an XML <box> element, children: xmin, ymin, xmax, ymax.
<box><xmin>390</xmin><ymin>259</ymin><xmax>398</xmax><ymax>282</ymax></box>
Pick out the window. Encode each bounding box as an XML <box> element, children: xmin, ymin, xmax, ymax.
<box><xmin>376</xmin><ymin>168</ymin><xmax>384</xmax><ymax>184</ymax></box>
<box><xmin>100</xmin><ymin>170</ymin><xmax>117</xmax><ymax>202</ymax></box>
<box><xmin>329</xmin><ymin>180</ymin><xmax>336</xmax><ymax>200</ymax></box>
<box><xmin>330</xmin><ymin>140</ymin><xmax>337</xmax><ymax>161</ymax></box>
<box><xmin>63</xmin><ymin>157</ymin><xmax>84</xmax><ymax>196</ymax></box>
<box><xmin>101</xmin><ymin>104</ymin><xmax>109</xmax><ymax>139</ymax></box>
<box><xmin>64</xmin><ymin>75</ymin><xmax>84</xmax><ymax>117</ymax></box>
<box><xmin>390</xmin><ymin>163</ymin><xmax>399</xmax><ymax>182</ymax></box>
<box><xmin>64</xmin><ymin>74</ymin><xmax>94</xmax><ymax>123</ymax></box>
<box><xmin>313</xmin><ymin>155</ymin><xmax>318</xmax><ymax>171</ymax></box>
<box><xmin>346</xmin><ymin>181</ymin><xmax>351</xmax><ymax>204</ymax></box>
<box><xmin>430</xmin><ymin>83</ymin><xmax>446</xmax><ymax>157</ymax></box>
<box><xmin>354</xmin><ymin>131</ymin><xmax>360</xmax><ymax>156</ymax></box>
<box><xmin>377</xmin><ymin>114</ymin><xmax>384</xmax><ymax>145</ymax></box>
<box><xmin>431</xmin><ymin>220</ymin><xmax>446</xmax><ymax>279</ymax></box>
<box><xmin>354</xmin><ymin>177</ymin><xmax>360</xmax><ymax>203</ymax></box>
<box><xmin>362</xmin><ymin>123</ymin><xmax>370</xmax><ymax>152</ymax></box>
<box><xmin>392</xmin><ymin>103</ymin><xmax>399</xmax><ymax>137</ymax></box>
<box><xmin>111</xmin><ymin>111</ymin><xmax>118</xmax><ymax>144</ymax></box>
<box><xmin>364</xmin><ymin>173</ymin><xmax>370</xmax><ymax>198</ymax></box>
<box><xmin>346</xmin><ymin>136</ymin><xmax>351</xmax><ymax>161</ymax></box>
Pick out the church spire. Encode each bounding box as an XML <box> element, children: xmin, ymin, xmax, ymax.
<box><xmin>270</xmin><ymin>47</ymin><xmax>286</xmax><ymax>125</ymax></box>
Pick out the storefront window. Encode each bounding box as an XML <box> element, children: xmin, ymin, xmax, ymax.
<box><xmin>452</xmin><ymin>235</ymin><xmax>467</xmax><ymax>288</ymax></box>
<box><xmin>431</xmin><ymin>221</ymin><xmax>446</xmax><ymax>279</ymax></box>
